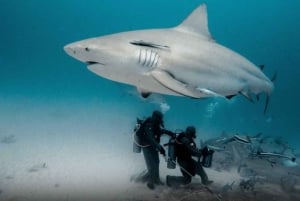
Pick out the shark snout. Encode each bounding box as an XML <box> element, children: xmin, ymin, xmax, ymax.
<box><xmin>64</xmin><ymin>44</ymin><xmax>91</xmax><ymax>54</ymax></box>
<box><xmin>64</xmin><ymin>43</ymin><xmax>78</xmax><ymax>57</ymax></box>
<box><xmin>64</xmin><ymin>42</ymin><xmax>107</xmax><ymax>66</ymax></box>
<box><xmin>64</xmin><ymin>42</ymin><xmax>94</xmax><ymax>63</ymax></box>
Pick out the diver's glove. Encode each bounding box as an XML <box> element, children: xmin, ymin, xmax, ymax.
<box><xmin>159</xmin><ymin>146</ymin><xmax>166</xmax><ymax>156</ymax></box>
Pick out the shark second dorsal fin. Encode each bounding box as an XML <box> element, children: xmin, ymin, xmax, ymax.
<box><xmin>176</xmin><ymin>4</ymin><xmax>212</xmax><ymax>40</ymax></box>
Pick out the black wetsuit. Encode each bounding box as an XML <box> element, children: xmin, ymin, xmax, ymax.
<box><xmin>167</xmin><ymin>132</ymin><xmax>209</xmax><ymax>186</ymax></box>
<box><xmin>136</xmin><ymin>117</ymin><xmax>173</xmax><ymax>187</ymax></box>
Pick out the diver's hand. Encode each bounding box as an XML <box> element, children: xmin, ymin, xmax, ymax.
<box><xmin>159</xmin><ymin>146</ymin><xmax>166</xmax><ymax>156</ymax></box>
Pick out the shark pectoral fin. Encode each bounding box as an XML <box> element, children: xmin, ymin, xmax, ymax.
<box><xmin>151</xmin><ymin>70</ymin><xmax>201</xmax><ymax>98</ymax></box>
<box><xmin>137</xmin><ymin>87</ymin><xmax>152</xmax><ymax>98</ymax></box>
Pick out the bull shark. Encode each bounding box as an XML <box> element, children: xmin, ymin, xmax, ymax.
<box><xmin>64</xmin><ymin>4</ymin><xmax>274</xmax><ymax>112</ymax></box>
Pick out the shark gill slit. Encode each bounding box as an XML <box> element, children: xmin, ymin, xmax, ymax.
<box><xmin>150</xmin><ymin>50</ymin><xmax>156</xmax><ymax>67</ymax></box>
<box><xmin>154</xmin><ymin>55</ymin><xmax>159</xmax><ymax>67</ymax></box>
<box><xmin>138</xmin><ymin>49</ymin><xmax>141</xmax><ymax>64</ymax></box>
<box><xmin>138</xmin><ymin>48</ymin><xmax>159</xmax><ymax>68</ymax></box>
<box><xmin>148</xmin><ymin>51</ymin><xmax>154</xmax><ymax>67</ymax></box>
<box><xmin>147</xmin><ymin>50</ymin><xmax>153</xmax><ymax>66</ymax></box>
<box><xmin>146</xmin><ymin>50</ymin><xmax>152</xmax><ymax>66</ymax></box>
<box><xmin>142</xmin><ymin>49</ymin><xmax>147</xmax><ymax>66</ymax></box>
<box><xmin>148</xmin><ymin>50</ymin><xmax>153</xmax><ymax>67</ymax></box>
<box><xmin>150</xmin><ymin>52</ymin><xmax>157</xmax><ymax>67</ymax></box>
<box><xmin>139</xmin><ymin>49</ymin><xmax>145</xmax><ymax>65</ymax></box>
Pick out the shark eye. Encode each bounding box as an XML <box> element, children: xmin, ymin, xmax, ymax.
<box><xmin>85</xmin><ymin>47</ymin><xmax>90</xmax><ymax>52</ymax></box>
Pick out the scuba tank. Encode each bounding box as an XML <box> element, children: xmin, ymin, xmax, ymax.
<box><xmin>133</xmin><ymin>135</ymin><xmax>142</xmax><ymax>153</ymax></box>
<box><xmin>132</xmin><ymin>118</ymin><xmax>145</xmax><ymax>153</ymax></box>
<box><xmin>201</xmin><ymin>146</ymin><xmax>214</xmax><ymax>168</ymax></box>
<box><xmin>166</xmin><ymin>130</ymin><xmax>183</xmax><ymax>169</ymax></box>
<box><xmin>133</xmin><ymin>118</ymin><xmax>150</xmax><ymax>153</ymax></box>
<box><xmin>167</xmin><ymin>137</ymin><xmax>176</xmax><ymax>169</ymax></box>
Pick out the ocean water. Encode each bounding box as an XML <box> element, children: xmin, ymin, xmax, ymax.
<box><xmin>1</xmin><ymin>0</ymin><xmax>300</xmax><ymax>200</ymax></box>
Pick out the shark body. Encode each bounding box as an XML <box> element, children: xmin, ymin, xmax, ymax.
<box><xmin>64</xmin><ymin>4</ymin><xmax>273</xmax><ymax>104</ymax></box>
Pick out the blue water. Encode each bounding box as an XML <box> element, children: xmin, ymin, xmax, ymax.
<box><xmin>0</xmin><ymin>1</ymin><xmax>300</xmax><ymax>194</ymax></box>
<box><xmin>1</xmin><ymin>0</ymin><xmax>300</xmax><ymax>139</ymax></box>
<box><xmin>1</xmin><ymin>0</ymin><xmax>300</xmax><ymax>138</ymax></box>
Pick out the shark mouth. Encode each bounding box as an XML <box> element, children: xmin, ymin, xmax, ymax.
<box><xmin>86</xmin><ymin>61</ymin><xmax>105</xmax><ymax>66</ymax></box>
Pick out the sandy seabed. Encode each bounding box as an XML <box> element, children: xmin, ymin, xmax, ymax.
<box><xmin>0</xmin><ymin>137</ymin><xmax>299</xmax><ymax>201</ymax></box>
<box><xmin>0</xmin><ymin>104</ymin><xmax>299</xmax><ymax>201</ymax></box>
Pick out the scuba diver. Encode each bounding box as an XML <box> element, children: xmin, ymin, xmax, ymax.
<box><xmin>132</xmin><ymin>110</ymin><xmax>174</xmax><ymax>190</ymax></box>
<box><xmin>166</xmin><ymin>126</ymin><xmax>213</xmax><ymax>187</ymax></box>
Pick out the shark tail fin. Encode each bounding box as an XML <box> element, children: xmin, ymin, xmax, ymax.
<box><xmin>264</xmin><ymin>71</ymin><xmax>277</xmax><ymax>114</ymax></box>
<box><xmin>264</xmin><ymin>94</ymin><xmax>270</xmax><ymax>115</ymax></box>
<box><xmin>271</xmin><ymin>71</ymin><xmax>277</xmax><ymax>82</ymax></box>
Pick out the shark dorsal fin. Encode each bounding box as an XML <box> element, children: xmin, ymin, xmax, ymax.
<box><xmin>176</xmin><ymin>4</ymin><xmax>212</xmax><ymax>40</ymax></box>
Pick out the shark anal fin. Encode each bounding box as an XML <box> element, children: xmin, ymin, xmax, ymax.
<box><xmin>151</xmin><ymin>70</ymin><xmax>201</xmax><ymax>98</ymax></box>
<box><xmin>239</xmin><ymin>91</ymin><xmax>254</xmax><ymax>103</ymax></box>
<box><xmin>226</xmin><ymin>95</ymin><xmax>236</xmax><ymax>100</ymax></box>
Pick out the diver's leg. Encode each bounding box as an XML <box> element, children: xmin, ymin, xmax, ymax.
<box><xmin>167</xmin><ymin>159</ymin><xmax>192</xmax><ymax>187</ymax></box>
<box><xmin>195</xmin><ymin>160</ymin><xmax>212</xmax><ymax>185</ymax></box>
<box><xmin>143</xmin><ymin>146</ymin><xmax>159</xmax><ymax>189</ymax></box>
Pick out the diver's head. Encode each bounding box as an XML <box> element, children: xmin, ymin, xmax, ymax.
<box><xmin>185</xmin><ymin>126</ymin><xmax>196</xmax><ymax>139</ymax></box>
<box><xmin>152</xmin><ymin>110</ymin><xmax>163</xmax><ymax>126</ymax></box>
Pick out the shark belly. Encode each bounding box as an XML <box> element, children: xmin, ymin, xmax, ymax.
<box><xmin>87</xmin><ymin>63</ymin><xmax>182</xmax><ymax>96</ymax></box>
